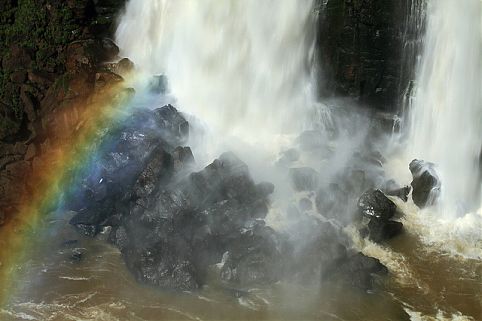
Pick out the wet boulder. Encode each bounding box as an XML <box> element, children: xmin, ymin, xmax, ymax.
<box><xmin>154</xmin><ymin>104</ymin><xmax>189</xmax><ymax>145</ymax></box>
<box><xmin>123</xmin><ymin>237</ymin><xmax>200</xmax><ymax>291</ymax></box>
<box><xmin>109</xmin><ymin>151</ymin><xmax>278</xmax><ymax>291</ymax></box>
<box><xmin>172</xmin><ymin>146</ymin><xmax>195</xmax><ymax>171</ymax></box>
<box><xmin>220</xmin><ymin>224</ymin><xmax>287</xmax><ymax>286</ymax></box>
<box><xmin>69</xmin><ymin>198</ymin><xmax>119</xmax><ymax>237</ymax></box>
<box><xmin>132</xmin><ymin>146</ymin><xmax>173</xmax><ymax>199</ymax></box>
<box><xmin>358</xmin><ymin>189</ymin><xmax>403</xmax><ymax>242</ymax></box>
<box><xmin>409</xmin><ymin>159</ymin><xmax>440</xmax><ymax>208</ymax></box>
<box><xmin>358</xmin><ymin>189</ymin><xmax>396</xmax><ymax>220</ymax></box>
<box><xmin>182</xmin><ymin>152</ymin><xmax>265</xmax><ymax>206</ymax></box>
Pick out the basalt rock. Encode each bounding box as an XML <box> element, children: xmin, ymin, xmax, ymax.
<box><xmin>111</xmin><ymin>152</ymin><xmax>278</xmax><ymax>290</ymax></box>
<box><xmin>358</xmin><ymin>189</ymin><xmax>396</xmax><ymax>220</ymax></box>
<box><xmin>358</xmin><ymin>189</ymin><xmax>402</xmax><ymax>242</ymax></box>
<box><xmin>68</xmin><ymin>105</ymin><xmax>189</xmax><ymax>234</ymax></box>
<box><xmin>220</xmin><ymin>224</ymin><xmax>288</xmax><ymax>286</ymax></box>
<box><xmin>317</xmin><ymin>0</ymin><xmax>409</xmax><ymax>111</ymax></box>
<box><xmin>66</xmin><ymin>105</ymin><xmax>280</xmax><ymax>291</ymax></box>
<box><xmin>409</xmin><ymin>159</ymin><xmax>440</xmax><ymax>208</ymax></box>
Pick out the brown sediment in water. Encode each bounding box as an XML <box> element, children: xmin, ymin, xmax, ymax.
<box><xmin>2</xmin><ymin>213</ymin><xmax>480</xmax><ymax>321</ymax></box>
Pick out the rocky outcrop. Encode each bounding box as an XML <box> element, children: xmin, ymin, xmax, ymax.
<box><xmin>358</xmin><ymin>189</ymin><xmax>403</xmax><ymax>242</ymax></box>
<box><xmin>317</xmin><ymin>0</ymin><xmax>412</xmax><ymax>111</ymax></box>
<box><xmin>0</xmin><ymin>0</ymin><xmax>128</xmax><ymax>226</ymax></box>
<box><xmin>409</xmin><ymin>159</ymin><xmax>440</xmax><ymax>208</ymax></box>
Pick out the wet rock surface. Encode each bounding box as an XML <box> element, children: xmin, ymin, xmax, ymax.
<box><xmin>358</xmin><ymin>189</ymin><xmax>403</xmax><ymax>243</ymax></box>
<box><xmin>409</xmin><ymin>159</ymin><xmax>440</xmax><ymax>208</ymax></box>
<box><xmin>317</xmin><ymin>0</ymin><xmax>410</xmax><ymax>111</ymax></box>
<box><xmin>63</xmin><ymin>105</ymin><xmax>390</xmax><ymax>292</ymax></box>
<box><xmin>358</xmin><ymin>189</ymin><xmax>396</xmax><ymax>220</ymax></box>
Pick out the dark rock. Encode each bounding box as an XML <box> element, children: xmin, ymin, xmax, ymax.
<box><xmin>69</xmin><ymin>200</ymin><xmax>116</xmax><ymax>237</ymax></box>
<box><xmin>66</xmin><ymin>39</ymin><xmax>119</xmax><ymax>73</ymax></box>
<box><xmin>409</xmin><ymin>159</ymin><xmax>440</xmax><ymax>208</ymax></box>
<box><xmin>317</xmin><ymin>0</ymin><xmax>409</xmax><ymax>111</ymax></box>
<box><xmin>172</xmin><ymin>146</ymin><xmax>195</xmax><ymax>171</ymax></box>
<box><xmin>366</xmin><ymin>218</ymin><xmax>403</xmax><ymax>242</ymax></box>
<box><xmin>183</xmin><ymin>152</ymin><xmax>254</xmax><ymax>206</ymax></box>
<box><xmin>132</xmin><ymin>146</ymin><xmax>173</xmax><ymax>199</ymax></box>
<box><xmin>289</xmin><ymin>167</ymin><xmax>319</xmax><ymax>191</ymax></box>
<box><xmin>103</xmin><ymin>58</ymin><xmax>135</xmax><ymax>76</ymax></box>
<box><xmin>154</xmin><ymin>104</ymin><xmax>190</xmax><ymax>145</ymax></box>
<box><xmin>220</xmin><ymin>225</ymin><xmax>287</xmax><ymax>286</ymax></box>
<box><xmin>358</xmin><ymin>189</ymin><xmax>396</xmax><ymax>220</ymax></box>
<box><xmin>99</xmin><ymin>38</ymin><xmax>119</xmax><ymax>61</ymax></box>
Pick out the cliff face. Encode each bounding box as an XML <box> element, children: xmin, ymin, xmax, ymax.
<box><xmin>0</xmin><ymin>1</ymin><xmax>418</xmax><ymax>224</ymax></box>
<box><xmin>0</xmin><ymin>0</ymin><xmax>127</xmax><ymax>224</ymax></box>
<box><xmin>316</xmin><ymin>0</ymin><xmax>414</xmax><ymax>112</ymax></box>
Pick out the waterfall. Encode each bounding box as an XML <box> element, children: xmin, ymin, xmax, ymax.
<box><xmin>407</xmin><ymin>0</ymin><xmax>482</xmax><ymax>217</ymax></box>
<box><xmin>116</xmin><ymin>0</ymin><xmax>318</xmax><ymax>165</ymax></box>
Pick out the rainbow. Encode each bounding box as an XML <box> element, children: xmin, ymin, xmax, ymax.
<box><xmin>0</xmin><ymin>74</ymin><xmax>138</xmax><ymax>307</ymax></box>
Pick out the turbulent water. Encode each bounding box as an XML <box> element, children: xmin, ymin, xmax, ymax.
<box><xmin>387</xmin><ymin>0</ymin><xmax>482</xmax><ymax>259</ymax></box>
<box><xmin>2</xmin><ymin>0</ymin><xmax>482</xmax><ymax>320</ymax></box>
<box><xmin>406</xmin><ymin>0</ymin><xmax>482</xmax><ymax>217</ymax></box>
<box><xmin>116</xmin><ymin>0</ymin><xmax>318</xmax><ymax>162</ymax></box>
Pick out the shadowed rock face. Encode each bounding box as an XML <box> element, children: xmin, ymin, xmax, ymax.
<box><xmin>317</xmin><ymin>0</ymin><xmax>409</xmax><ymax>111</ymax></box>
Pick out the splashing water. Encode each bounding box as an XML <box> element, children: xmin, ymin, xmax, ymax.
<box><xmin>406</xmin><ymin>0</ymin><xmax>482</xmax><ymax>217</ymax></box>
<box><xmin>116</xmin><ymin>0</ymin><xmax>318</xmax><ymax>166</ymax></box>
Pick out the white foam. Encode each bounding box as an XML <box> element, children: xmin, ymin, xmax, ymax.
<box><xmin>392</xmin><ymin>197</ymin><xmax>482</xmax><ymax>260</ymax></box>
<box><xmin>404</xmin><ymin>0</ymin><xmax>482</xmax><ymax>218</ymax></box>
<box><xmin>116</xmin><ymin>0</ymin><xmax>318</xmax><ymax>167</ymax></box>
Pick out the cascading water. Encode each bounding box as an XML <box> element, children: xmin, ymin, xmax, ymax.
<box><xmin>116</xmin><ymin>0</ymin><xmax>318</xmax><ymax>166</ymax></box>
<box><xmin>407</xmin><ymin>0</ymin><xmax>482</xmax><ymax>217</ymax></box>
<box><xmin>2</xmin><ymin>1</ymin><xmax>482</xmax><ymax>320</ymax></box>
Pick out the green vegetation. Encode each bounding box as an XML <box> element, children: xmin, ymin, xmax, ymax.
<box><xmin>0</xmin><ymin>0</ymin><xmax>79</xmax><ymax>120</ymax></box>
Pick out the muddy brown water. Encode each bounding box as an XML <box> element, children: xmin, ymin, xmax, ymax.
<box><xmin>1</xmin><ymin>212</ymin><xmax>480</xmax><ymax>321</ymax></box>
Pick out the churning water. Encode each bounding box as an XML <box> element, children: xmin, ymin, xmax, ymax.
<box><xmin>406</xmin><ymin>0</ymin><xmax>482</xmax><ymax>217</ymax></box>
<box><xmin>386</xmin><ymin>0</ymin><xmax>482</xmax><ymax>260</ymax></box>
<box><xmin>1</xmin><ymin>1</ymin><xmax>482</xmax><ymax>320</ymax></box>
